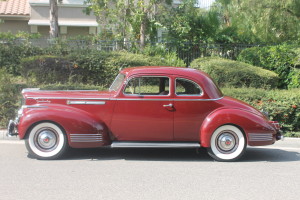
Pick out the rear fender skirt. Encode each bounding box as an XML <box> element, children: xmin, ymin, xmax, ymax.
<box><xmin>18</xmin><ymin>104</ymin><xmax>110</xmax><ymax>148</ymax></box>
<box><xmin>200</xmin><ymin>108</ymin><xmax>277</xmax><ymax>147</ymax></box>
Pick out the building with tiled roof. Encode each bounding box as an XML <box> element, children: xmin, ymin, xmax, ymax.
<box><xmin>0</xmin><ymin>0</ymin><xmax>30</xmax><ymax>16</ymax></box>
<box><xmin>0</xmin><ymin>0</ymin><xmax>99</xmax><ymax>37</ymax></box>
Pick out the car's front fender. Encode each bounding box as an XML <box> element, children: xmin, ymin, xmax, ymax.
<box><xmin>200</xmin><ymin>108</ymin><xmax>277</xmax><ymax>147</ymax></box>
<box><xmin>18</xmin><ymin>104</ymin><xmax>110</xmax><ymax>148</ymax></box>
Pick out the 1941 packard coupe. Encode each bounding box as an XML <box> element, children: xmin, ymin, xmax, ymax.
<box><xmin>8</xmin><ymin>66</ymin><xmax>283</xmax><ymax>161</ymax></box>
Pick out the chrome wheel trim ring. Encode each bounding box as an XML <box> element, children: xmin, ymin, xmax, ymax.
<box><xmin>34</xmin><ymin>128</ymin><xmax>59</xmax><ymax>152</ymax></box>
<box><xmin>216</xmin><ymin>130</ymin><xmax>239</xmax><ymax>154</ymax></box>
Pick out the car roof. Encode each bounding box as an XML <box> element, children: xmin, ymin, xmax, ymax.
<box><xmin>120</xmin><ymin>66</ymin><xmax>208</xmax><ymax>78</ymax></box>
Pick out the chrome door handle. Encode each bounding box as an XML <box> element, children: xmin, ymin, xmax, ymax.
<box><xmin>163</xmin><ymin>103</ymin><xmax>173</xmax><ymax>108</ymax></box>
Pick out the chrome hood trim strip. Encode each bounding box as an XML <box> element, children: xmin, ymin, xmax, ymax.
<box><xmin>67</xmin><ymin>100</ymin><xmax>106</xmax><ymax>105</ymax></box>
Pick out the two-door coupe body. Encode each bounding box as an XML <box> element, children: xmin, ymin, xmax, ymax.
<box><xmin>8</xmin><ymin>66</ymin><xmax>283</xmax><ymax>161</ymax></box>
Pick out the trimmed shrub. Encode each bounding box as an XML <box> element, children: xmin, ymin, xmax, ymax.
<box><xmin>0</xmin><ymin>69</ymin><xmax>26</xmax><ymax>127</ymax></box>
<box><xmin>0</xmin><ymin>43</ymin><xmax>43</xmax><ymax>75</ymax></box>
<box><xmin>237</xmin><ymin>44</ymin><xmax>299</xmax><ymax>88</ymax></box>
<box><xmin>222</xmin><ymin>87</ymin><xmax>300</xmax><ymax>136</ymax></box>
<box><xmin>21</xmin><ymin>51</ymin><xmax>180</xmax><ymax>87</ymax></box>
<box><xmin>190</xmin><ymin>57</ymin><xmax>279</xmax><ymax>89</ymax></box>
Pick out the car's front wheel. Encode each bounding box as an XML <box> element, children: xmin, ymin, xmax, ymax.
<box><xmin>25</xmin><ymin>122</ymin><xmax>68</xmax><ymax>160</ymax></box>
<box><xmin>207</xmin><ymin>125</ymin><xmax>246</xmax><ymax>162</ymax></box>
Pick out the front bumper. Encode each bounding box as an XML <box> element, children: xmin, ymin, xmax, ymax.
<box><xmin>7</xmin><ymin>119</ymin><xmax>19</xmax><ymax>137</ymax></box>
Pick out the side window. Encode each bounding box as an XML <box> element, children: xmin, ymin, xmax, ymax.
<box><xmin>124</xmin><ymin>77</ymin><xmax>170</xmax><ymax>95</ymax></box>
<box><xmin>176</xmin><ymin>78</ymin><xmax>202</xmax><ymax>96</ymax></box>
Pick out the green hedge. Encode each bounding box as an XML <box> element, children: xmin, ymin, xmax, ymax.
<box><xmin>222</xmin><ymin>87</ymin><xmax>300</xmax><ymax>137</ymax></box>
<box><xmin>21</xmin><ymin>51</ymin><xmax>182</xmax><ymax>87</ymax></box>
<box><xmin>190</xmin><ymin>57</ymin><xmax>279</xmax><ymax>89</ymax></box>
<box><xmin>0</xmin><ymin>43</ymin><xmax>43</xmax><ymax>75</ymax></box>
<box><xmin>0</xmin><ymin>69</ymin><xmax>27</xmax><ymax>127</ymax></box>
<box><xmin>237</xmin><ymin>44</ymin><xmax>300</xmax><ymax>88</ymax></box>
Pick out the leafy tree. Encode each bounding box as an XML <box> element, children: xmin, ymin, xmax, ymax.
<box><xmin>85</xmin><ymin>0</ymin><xmax>172</xmax><ymax>47</ymax></box>
<box><xmin>159</xmin><ymin>0</ymin><xmax>238</xmax><ymax>44</ymax></box>
<box><xmin>216</xmin><ymin>0</ymin><xmax>300</xmax><ymax>43</ymax></box>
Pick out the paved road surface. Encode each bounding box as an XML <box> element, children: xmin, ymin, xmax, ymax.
<box><xmin>0</xmin><ymin>137</ymin><xmax>299</xmax><ymax>200</ymax></box>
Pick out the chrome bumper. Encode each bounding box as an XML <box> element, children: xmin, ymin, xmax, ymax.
<box><xmin>7</xmin><ymin>119</ymin><xmax>19</xmax><ymax>137</ymax></box>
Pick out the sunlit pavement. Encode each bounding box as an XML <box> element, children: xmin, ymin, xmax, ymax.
<box><xmin>0</xmin><ymin>131</ymin><xmax>299</xmax><ymax>200</ymax></box>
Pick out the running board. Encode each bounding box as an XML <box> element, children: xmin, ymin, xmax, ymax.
<box><xmin>111</xmin><ymin>141</ymin><xmax>201</xmax><ymax>148</ymax></box>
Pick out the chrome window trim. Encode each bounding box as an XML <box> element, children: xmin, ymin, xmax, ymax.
<box><xmin>114</xmin><ymin>97</ymin><xmax>224</xmax><ymax>101</ymax></box>
<box><xmin>175</xmin><ymin>78</ymin><xmax>203</xmax><ymax>96</ymax></box>
<box><xmin>27</xmin><ymin>97</ymin><xmax>224</xmax><ymax>101</ymax></box>
<box><xmin>109</xmin><ymin>73</ymin><xmax>126</xmax><ymax>92</ymax></box>
<box><xmin>123</xmin><ymin>76</ymin><xmax>171</xmax><ymax>97</ymax></box>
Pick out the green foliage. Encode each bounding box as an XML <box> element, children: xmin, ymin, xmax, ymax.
<box><xmin>222</xmin><ymin>87</ymin><xmax>300</xmax><ymax>134</ymax></box>
<box><xmin>0</xmin><ymin>31</ymin><xmax>41</xmax><ymax>40</ymax></box>
<box><xmin>190</xmin><ymin>57</ymin><xmax>279</xmax><ymax>89</ymax></box>
<box><xmin>20</xmin><ymin>51</ymin><xmax>179</xmax><ymax>87</ymax></box>
<box><xmin>216</xmin><ymin>0</ymin><xmax>300</xmax><ymax>43</ymax></box>
<box><xmin>39</xmin><ymin>83</ymin><xmax>105</xmax><ymax>91</ymax></box>
<box><xmin>160</xmin><ymin>0</ymin><xmax>222</xmax><ymax>43</ymax></box>
<box><xmin>141</xmin><ymin>44</ymin><xmax>185</xmax><ymax>66</ymax></box>
<box><xmin>85</xmin><ymin>0</ymin><xmax>172</xmax><ymax>43</ymax></box>
<box><xmin>0</xmin><ymin>69</ymin><xmax>25</xmax><ymax>127</ymax></box>
<box><xmin>237</xmin><ymin>44</ymin><xmax>299</xmax><ymax>88</ymax></box>
<box><xmin>0</xmin><ymin>43</ymin><xmax>43</xmax><ymax>75</ymax></box>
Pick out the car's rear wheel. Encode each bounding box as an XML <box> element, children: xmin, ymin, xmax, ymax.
<box><xmin>25</xmin><ymin>122</ymin><xmax>68</xmax><ymax>160</ymax></box>
<box><xmin>207</xmin><ymin>125</ymin><xmax>246</xmax><ymax>162</ymax></box>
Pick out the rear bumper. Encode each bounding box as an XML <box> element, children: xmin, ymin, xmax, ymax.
<box><xmin>7</xmin><ymin>119</ymin><xmax>19</xmax><ymax>137</ymax></box>
<box><xmin>276</xmin><ymin>130</ymin><xmax>284</xmax><ymax>141</ymax></box>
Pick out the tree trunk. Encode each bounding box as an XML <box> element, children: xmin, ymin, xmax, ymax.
<box><xmin>49</xmin><ymin>0</ymin><xmax>59</xmax><ymax>39</ymax></box>
<box><xmin>139</xmin><ymin>13</ymin><xmax>147</xmax><ymax>49</ymax></box>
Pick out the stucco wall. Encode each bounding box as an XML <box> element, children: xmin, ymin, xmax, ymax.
<box><xmin>36</xmin><ymin>26</ymin><xmax>90</xmax><ymax>38</ymax></box>
<box><xmin>0</xmin><ymin>20</ymin><xmax>30</xmax><ymax>33</ymax></box>
<box><xmin>30</xmin><ymin>6</ymin><xmax>96</xmax><ymax>22</ymax></box>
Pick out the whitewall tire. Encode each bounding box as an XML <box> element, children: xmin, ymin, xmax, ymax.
<box><xmin>207</xmin><ymin>125</ymin><xmax>246</xmax><ymax>162</ymax></box>
<box><xmin>25</xmin><ymin>122</ymin><xmax>68</xmax><ymax>160</ymax></box>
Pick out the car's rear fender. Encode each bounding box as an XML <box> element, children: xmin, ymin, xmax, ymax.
<box><xmin>18</xmin><ymin>104</ymin><xmax>110</xmax><ymax>148</ymax></box>
<box><xmin>200</xmin><ymin>108</ymin><xmax>277</xmax><ymax>147</ymax></box>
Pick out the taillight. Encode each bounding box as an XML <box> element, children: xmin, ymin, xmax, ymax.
<box><xmin>270</xmin><ymin>121</ymin><xmax>280</xmax><ymax>130</ymax></box>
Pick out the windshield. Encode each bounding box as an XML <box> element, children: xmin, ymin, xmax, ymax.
<box><xmin>109</xmin><ymin>73</ymin><xmax>126</xmax><ymax>92</ymax></box>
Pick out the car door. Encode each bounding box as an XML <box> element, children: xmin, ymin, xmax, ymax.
<box><xmin>110</xmin><ymin>76</ymin><xmax>174</xmax><ymax>141</ymax></box>
<box><xmin>173</xmin><ymin>77</ymin><xmax>219</xmax><ymax>141</ymax></box>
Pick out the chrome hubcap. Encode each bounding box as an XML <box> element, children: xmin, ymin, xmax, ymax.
<box><xmin>216</xmin><ymin>131</ymin><xmax>239</xmax><ymax>154</ymax></box>
<box><xmin>34</xmin><ymin>128</ymin><xmax>58</xmax><ymax>151</ymax></box>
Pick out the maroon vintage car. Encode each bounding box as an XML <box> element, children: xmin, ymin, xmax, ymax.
<box><xmin>8</xmin><ymin>66</ymin><xmax>283</xmax><ymax>161</ymax></box>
